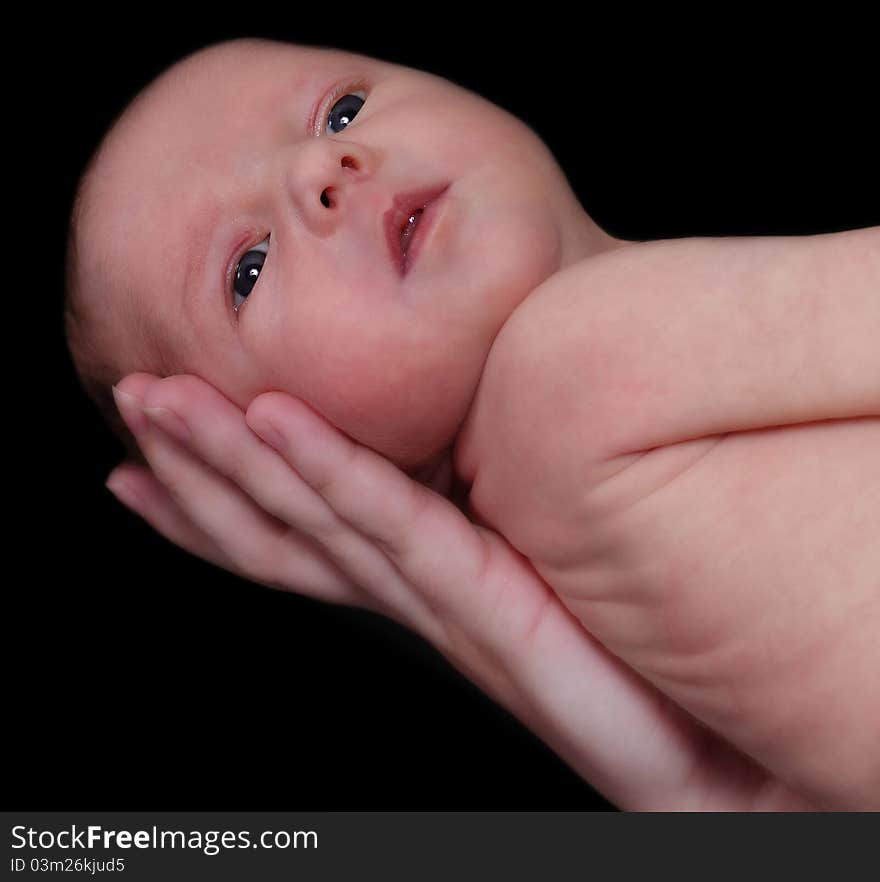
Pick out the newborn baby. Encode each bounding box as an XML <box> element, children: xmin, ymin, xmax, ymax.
<box><xmin>66</xmin><ymin>38</ymin><xmax>879</xmax><ymax>807</ymax></box>
<box><xmin>65</xmin><ymin>37</ymin><xmax>623</xmax><ymax>475</ymax></box>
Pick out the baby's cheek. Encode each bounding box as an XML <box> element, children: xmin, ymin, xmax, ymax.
<box><xmin>321</xmin><ymin>359</ymin><xmax>474</xmax><ymax>469</ymax></box>
<box><xmin>186</xmin><ymin>337</ymin><xmax>277</xmax><ymax>415</ymax></box>
<box><xmin>261</xmin><ymin>336</ymin><xmax>470</xmax><ymax>470</ymax></box>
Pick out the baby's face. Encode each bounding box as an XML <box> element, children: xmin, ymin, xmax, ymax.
<box><xmin>85</xmin><ymin>39</ymin><xmax>595</xmax><ymax>468</ymax></box>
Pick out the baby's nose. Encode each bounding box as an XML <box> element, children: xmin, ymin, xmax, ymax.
<box><xmin>283</xmin><ymin>139</ymin><xmax>378</xmax><ymax>236</ymax></box>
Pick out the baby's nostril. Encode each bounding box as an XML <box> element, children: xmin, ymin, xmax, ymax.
<box><xmin>320</xmin><ymin>188</ymin><xmax>335</xmax><ymax>208</ymax></box>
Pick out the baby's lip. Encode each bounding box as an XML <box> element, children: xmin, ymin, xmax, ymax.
<box><xmin>383</xmin><ymin>183</ymin><xmax>451</xmax><ymax>277</ymax></box>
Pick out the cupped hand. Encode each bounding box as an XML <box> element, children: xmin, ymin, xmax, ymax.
<box><xmin>107</xmin><ymin>372</ymin><xmax>813</xmax><ymax>810</ymax></box>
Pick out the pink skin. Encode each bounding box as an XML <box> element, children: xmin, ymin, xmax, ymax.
<box><xmin>91</xmin><ymin>42</ymin><xmax>879</xmax><ymax>809</ymax></box>
<box><xmin>79</xmin><ymin>38</ymin><xmax>623</xmax><ymax>472</ymax></box>
<box><xmin>109</xmin><ymin>372</ymin><xmax>818</xmax><ymax>810</ymax></box>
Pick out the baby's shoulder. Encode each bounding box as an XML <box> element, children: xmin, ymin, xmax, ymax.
<box><xmin>452</xmin><ymin>262</ymin><xmax>584</xmax><ymax>484</ymax></box>
<box><xmin>473</xmin><ymin>243</ymin><xmax>646</xmax><ymax>409</ymax></box>
<box><xmin>487</xmin><ymin>241</ymin><xmax>646</xmax><ymax>365</ymax></box>
<box><xmin>454</xmin><ymin>250</ymin><xmax>637</xmax><ymax>553</ymax></box>
<box><xmin>455</xmin><ymin>247</ymin><xmax>641</xmax><ymax>475</ymax></box>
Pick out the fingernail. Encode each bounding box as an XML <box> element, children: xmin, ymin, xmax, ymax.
<box><xmin>105</xmin><ymin>472</ymin><xmax>142</xmax><ymax>512</ymax></box>
<box><xmin>112</xmin><ymin>385</ymin><xmax>148</xmax><ymax>436</ymax></box>
<box><xmin>142</xmin><ymin>406</ymin><xmax>191</xmax><ymax>443</ymax></box>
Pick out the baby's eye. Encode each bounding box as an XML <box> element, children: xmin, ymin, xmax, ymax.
<box><xmin>232</xmin><ymin>238</ymin><xmax>269</xmax><ymax>313</ymax></box>
<box><xmin>324</xmin><ymin>90</ymin><xmax>366</xmax><ymax>135</ymax></box>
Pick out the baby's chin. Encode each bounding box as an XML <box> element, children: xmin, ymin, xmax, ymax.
<box><xmin>405</xmin><ymin>449</ymin><xmax>455</xmax><ymax>494</ymax></box>
<box><xmin>314</xmin><ymin>382</ymin><xmax>468</xmax><ymax>476</ymax></box>
<box><xmin>364</xmin><ymin>427</ymin><xmax>455</xmax><ymax>474</ymax></box>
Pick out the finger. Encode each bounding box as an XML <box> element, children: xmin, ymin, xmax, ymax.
<box><xmin>139</xmin><ymin>424</ymin><xmax>360</xmax><ymax>606</ymax></box>
<box><xmin>245</xmin><ymin>393</ymin><xmax>499</xmax><ymax>623</ymax></box>
<box><xmin>114</xmin><ymin>372</ymin><xmax>163</xmax><ymax>435</ymax></box>
<box><xmin>113</xmin><ymin>379</ymin><xmax>361</xmax><ymax>607</ymax></box>
<box><xmin>138</xmin><ymin>376</ymin><xmax>345</xmax><ymax>542</ymax></box>
<box><xmin>106</xmin><ymin>461</ymin><xmax>234</xmax><ymax>570</ymax></box>
<box><xmin>242</xmin><ymin>393</ymin><xmax>819</xmax><ymax>810</ymax></box>
<box><xmin>120</xmin><ymin>382</ymin><xmax>813</xmax><ymax>809</ymax></box>
<box><xmin>132</xmin><ymin>376</ymin><xmax>439</xmax><ymax>630</ymax></box>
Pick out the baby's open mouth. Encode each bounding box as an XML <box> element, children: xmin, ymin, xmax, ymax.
<box><xmin>399</xmin><ymin>209</ymin><xmax>424</xmax><ymax>257</ymax></box>
<box><xmin>384</xmin><ymin>184</ymin><xmax>450</xmax><ymax>276</ymax></box>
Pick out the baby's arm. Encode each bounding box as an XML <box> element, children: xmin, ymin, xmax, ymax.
<box><xmin>457</xmin><ymin>225</ymin><xmax>879</xmax><ymax>557</ymax></box>
<box><xmin>500</xmin><ymin>226</ymin><xmax>879</xmax><ymax>459</ymax></box>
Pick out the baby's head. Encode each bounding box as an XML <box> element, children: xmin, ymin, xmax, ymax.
<box><xmin>66</xmin><ymin>38</ymin><xmax>613</xmax><ymax>470</ymax></box>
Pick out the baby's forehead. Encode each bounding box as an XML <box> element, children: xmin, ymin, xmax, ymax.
<box><xmin>110</xmin><ymin>38</ymin><xmax>385</xmax><ymax>162</ymax></box>
<box><xmin>180</xmin><ymin>38</ymin><xmax>335</xmax><ymax>73</ymax></box>
<box><xmin>98</xmin><ymin>40</ymin><xmax>362</xmax><ymax>191</ymax></box>
<box><xmin>155</xmin><ymin>38</ymin><xmax>372</xmax><ymax>101</ymax></box>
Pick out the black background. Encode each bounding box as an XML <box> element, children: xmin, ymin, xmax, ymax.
<box><xmin>12</xmin><ymin>10</ymin><xmax>877</xmax><ymax>810</ymax></box>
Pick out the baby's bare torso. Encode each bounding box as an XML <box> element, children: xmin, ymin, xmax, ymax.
<box><xmin>454</xmin><ymin>232</ymin><xmax>880</xmax><ymax>807</ymax></box>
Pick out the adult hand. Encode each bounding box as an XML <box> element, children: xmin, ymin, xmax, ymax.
<box><xmin>108</xmin><ymin>372</ymin><xmax>813</xmax><ymax>811</ymax></box>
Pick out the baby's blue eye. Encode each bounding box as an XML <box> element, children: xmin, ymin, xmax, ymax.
<box><xmin>233</xmin><ymin>238</ymin><xmax>269</xmax><ymax>312</ymax></box>
<box><xmin>325</xmin><ymin>91</ymin><xmax>366</xmax><ymax>135</ymax></box>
